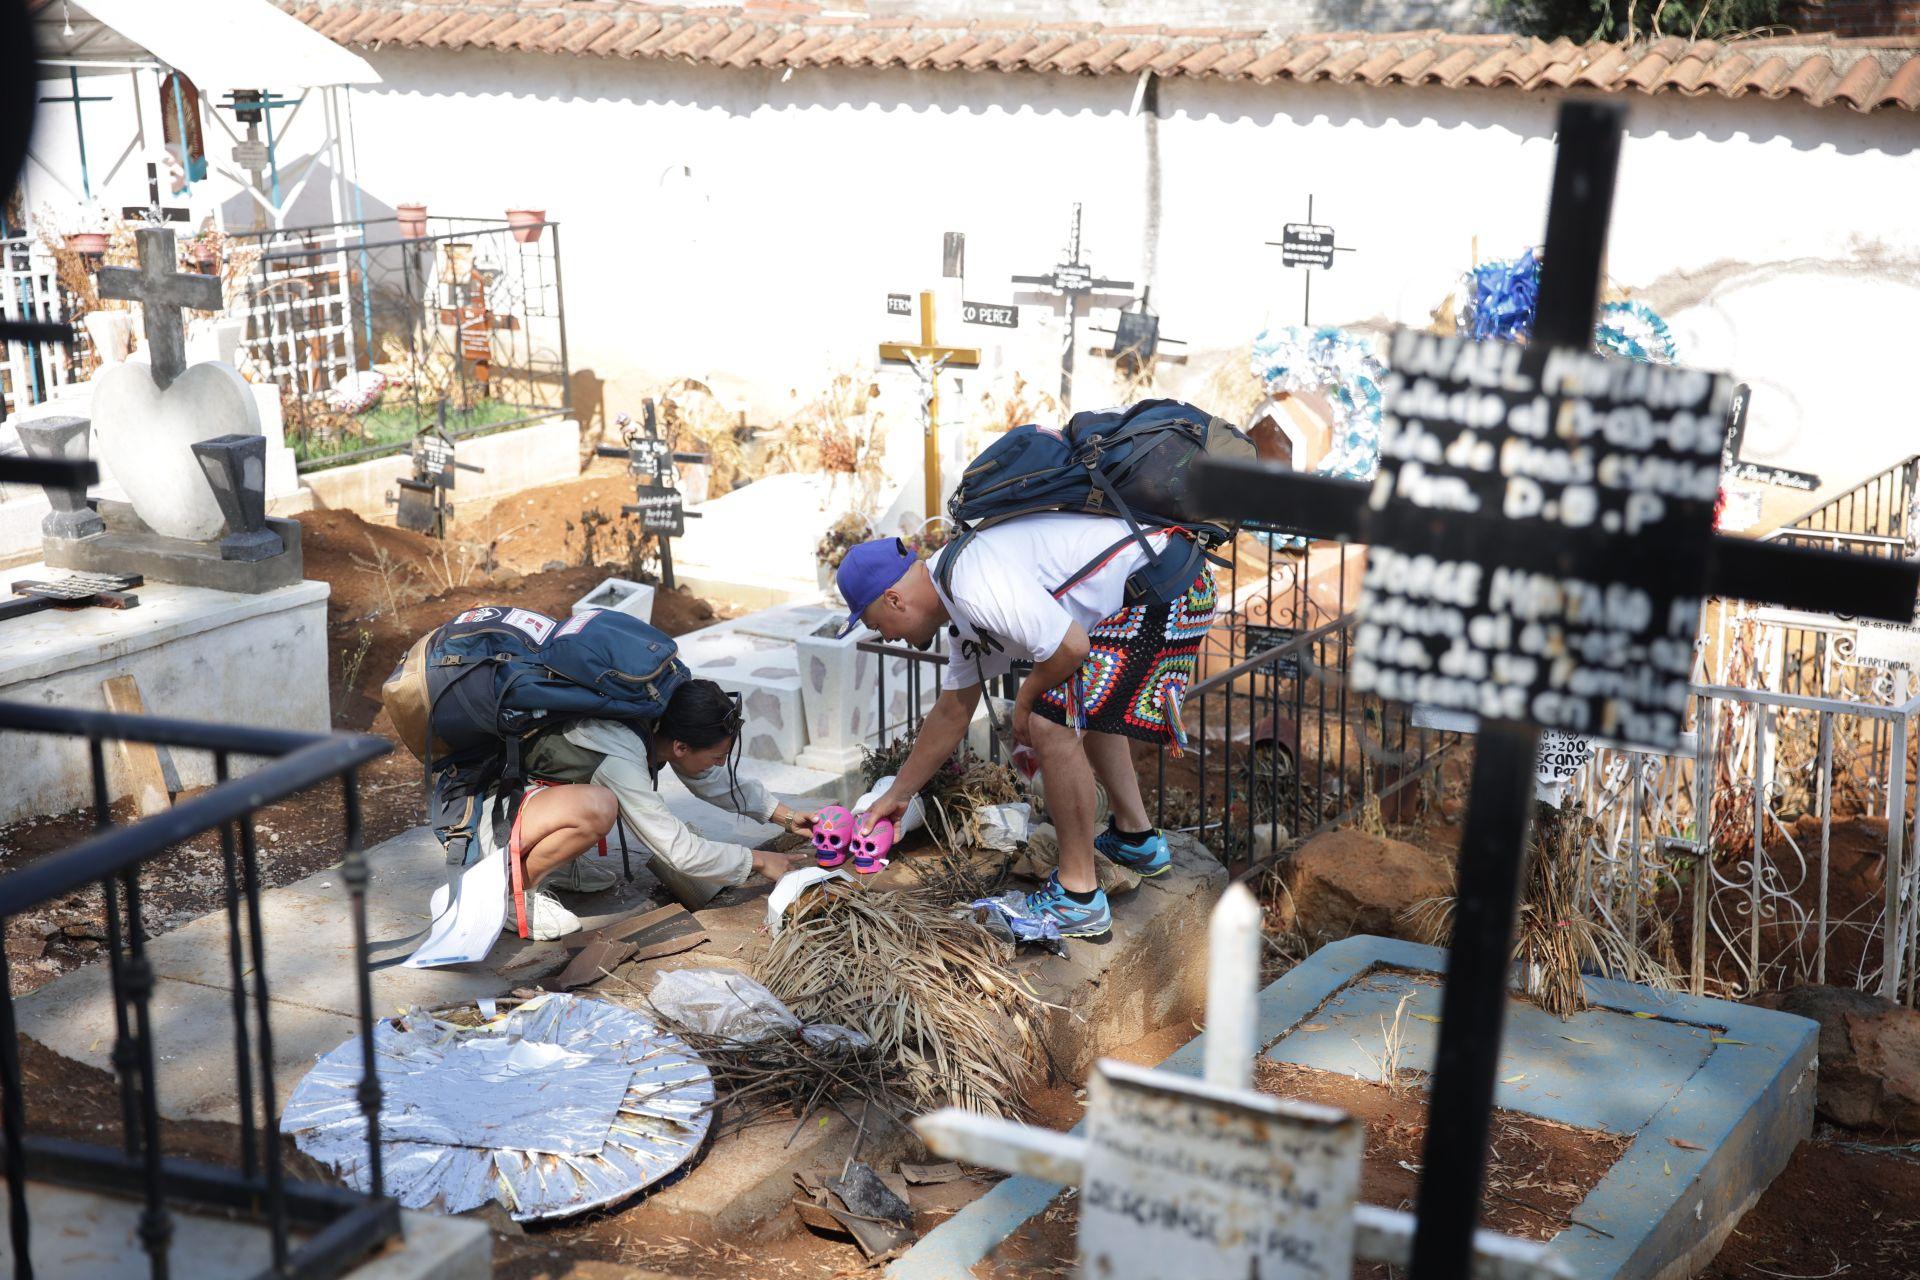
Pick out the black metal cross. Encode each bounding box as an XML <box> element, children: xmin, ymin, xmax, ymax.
<box><xmin>1011</xmin><ymin>203</ymin><xmax>1134</xmax><ymax>409</ymax></box>
<box><xmin>119</xmin><ymin>162</ymin><xmax>190</xmax><ymax>227</ymax></box>
<box><xmin>1721</xmin><ymin>383</ymin><xmax>1821</xmax><ymax>492</ymax></box>
<box><xmin>38</xmin><ymin>68</ymin><xmax>110</xmax><ymax>201</ymax></box>
<box><xmin>1197</xmin><ymin>101</ymin><xmax>1919</xmax><ymax>1279</ymax></box>
<box><xmin>95</xmin><ymin>225</ymin><xmax>224</xmax><ymax>390</ymax></box>
<box><xmin>591</xmin><ymin>400</ymin><xmax>706</xmax><ymax>590</ymax></box>
<box><xmin>1265</xmin><ymin>194</ymin><xmax>1356</xmax><ymax>326</ymax></box>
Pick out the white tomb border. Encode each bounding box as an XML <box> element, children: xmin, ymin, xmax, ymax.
<box><xmin>913</xmin><ymin>886</ymin><xmax>1571</xmax><ymax>1280</ymax></box>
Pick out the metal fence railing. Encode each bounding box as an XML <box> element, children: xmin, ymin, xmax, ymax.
<box><xmin>0</xmin><ymin>701</ymin><xmax>397</xmax><ymax>1280</ymax></box>
<box><xmin>855</xmin><ymin>537</ymin><xmax>1463</xmax><ymax>879</ymax></box>
<box><xmin>227</xmin><ymin>214</ymin><xmax>571</xmax><ymax>472</ymax></box>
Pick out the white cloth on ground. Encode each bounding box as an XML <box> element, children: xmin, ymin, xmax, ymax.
<box><xmin>560</xmin><ymin>718</ymin><xmax>778</xmax><ymax>887</ymax></box>
<box><xmin>935</xmin><ymin>513</ymin><xmax>1174</xmax><ymax>691</ymax></box>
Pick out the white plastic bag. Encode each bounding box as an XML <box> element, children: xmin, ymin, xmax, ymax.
<box><xmin>650</xmin><ymin>968</ymin><xmax>801</xmax><ymax>1043</ymax></box>
<box><xmin>852</xmin><ymin>774</ymin><xmax>926</xmax><ymax>835</ymax></box>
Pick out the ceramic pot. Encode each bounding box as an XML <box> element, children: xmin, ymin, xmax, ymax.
<box><xmin>505</xmin><ymin>208</ymin><xmax>546</xmax><ymax>244</ymax></box>
<box><xmin>65</xmin><ymin>232</ymin><xmax>109</xmax><ymax>256</ymax></box>
<box><xmin>396</xmin><ymin>203</ymin><xmax>428</xmax><ymax>239</ymax></box>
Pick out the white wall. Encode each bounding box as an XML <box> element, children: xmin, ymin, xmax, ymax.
<box><xmin>331</xmin><ymin>47</ymin><xmax>1920</xmax><ymax>516</ymax></box>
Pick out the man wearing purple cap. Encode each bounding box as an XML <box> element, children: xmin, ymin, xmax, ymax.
<box><xmin>837</xmin><ymin>516</ymin><xmax>1216</xmax><ymax>939</ymax></box>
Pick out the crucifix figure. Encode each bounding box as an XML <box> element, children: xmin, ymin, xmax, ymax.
<box><xmin>879</xmin><ymin>290</ymin><xmax>979</xmax><ymax>517</ymax></box>
<box><xmin>1012</xmin><ymin>203</ymin><xmax>1133</xmax><ymax>411</ymax></box>
<box><xmin>96</xmin><ymin>225</ymin><xmax>224</xmax><ymax>391</ymax></box>
<box><xmin>1196</xmin><ymin>101</ymin><xmax>1920</xmax><ymax>1278</ymax></box>
<box><xmin>39</xmin><ymin>68</ymin><xmax>109</xmax><ymax>201</ymax></box>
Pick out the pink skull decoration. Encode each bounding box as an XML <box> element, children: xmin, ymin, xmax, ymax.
<box><xmin>812</xmin><ymin>805</ymin><xmax>855</xmax><ymax>868</ymax></box>
<box><xmin>849</xmin><ymin>817</ymin><xmax>895</xmax><ymax>874</ymax></box>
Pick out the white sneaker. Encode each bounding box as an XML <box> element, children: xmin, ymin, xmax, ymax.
<box><xmin>505</xmin><ymin>890</ymin><xmax>582</xmax><ymax>941</ymax></box>
<box><xmin>540</xmin><ymin>857</ymin><xmax>619</xmax><ymax>893</ymax></box>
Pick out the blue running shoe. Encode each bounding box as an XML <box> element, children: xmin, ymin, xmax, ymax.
<box><xmin>1095</xmin><ymin>822</ymin><xmax>1171</xmax><ymax>877</ymax></box>
<box><xmin>1025</xmin><ymin>872</ymin><xmax>1112</xmax><ymax>940</ymax></box>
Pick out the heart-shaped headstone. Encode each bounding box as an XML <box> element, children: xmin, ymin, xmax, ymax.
<box><xmin>92</xmin><ymin>360</ymin><xmax>261</xmax><ymax>541</ymax></box>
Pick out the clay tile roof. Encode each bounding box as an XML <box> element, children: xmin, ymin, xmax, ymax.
<box><xmin>285</xmin><ymin>3</ymin><xmax>1920</xmax><ymax>114</ymax></box>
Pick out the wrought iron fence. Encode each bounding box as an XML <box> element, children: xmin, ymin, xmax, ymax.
<box><xmin>227</xmin><ymin>214</ymin><xmax>571</xmax><ymax>472</ymax></box>
<box><xmin>1561</xmin><ymin>682</ymin><xmax>1920</xmax><ymax>1007</ymax></box>
<box><xmin>0</xmin><ymin>701</ymin><xmax>396</xmax><ymax>1279</ymax></box>
<box><xmin>855</xmin><ymin>535</ymin><xmax>1462</xmax><ymax>877</ymax></box>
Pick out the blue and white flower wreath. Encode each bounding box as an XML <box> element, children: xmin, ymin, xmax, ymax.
<box><xmin>1244</xmin><ymin>252</ymin><xmax>1678</xmax><ymax>549</ymax></box>
<box><xmin>1247</xmin><ymin>325</ymin><xmax>1387</xmax><ymax>549</ymax></box>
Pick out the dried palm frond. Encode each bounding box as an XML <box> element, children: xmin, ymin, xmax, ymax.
<box><xmin>1398</xmin><ymin>804</ymin><xmax>1681</xmax><ymax>1019</ymax></box>
<box><xmin>755</xmin><ymin>876</ymin><xmax>1051</xmax><ymax>1119</ymax></box>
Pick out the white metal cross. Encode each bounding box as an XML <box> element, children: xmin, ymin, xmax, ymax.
<box><xmin>915</xmin><ymin>885</ymin><xmax>1572</xmax><ymax>1278</ymax></box>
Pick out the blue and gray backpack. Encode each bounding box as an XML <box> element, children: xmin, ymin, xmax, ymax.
<box><xmin>382</xmin><ymin>605</ymin><xmax>689</xmax><ymax>861</ymax></box>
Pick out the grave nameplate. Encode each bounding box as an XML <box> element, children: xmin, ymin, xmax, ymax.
<box><xmin>1279</xmin><ymin>223</ymin><xmax>1338</xmax><ymax>270</ymax></box>
<box><xmin>1351</xmin><ymin>330</ymin><xmax>1731</xmax><ymax>752</ymax></box>
<box><xmin>628</xmin><ymin>436</ymin><xmax>673</xmax><ymax>481</ymax></box>
<box><xmin>630</xmin><ymin>486</ymin><xmax>686</xmax><ymax>538</ymax></box>
<box><xmin>1244</xmin><ymin>623</ymin><xmax>1302</xmax><ymax>679</ymax></box>
<box><xmin>887</xmin><ymin>293</ymin><xmax>912</xmax><ymax>317</ymax></box>
<box><xmin>963</xmin><ymin>300</ymin><xmax>1019</xmax><ymax>328</ymax></box>
<box><xmin>1080</xmin><ymin>1060</ymin><xmax>1363</xmax><ymax>1280</ymax></box>
<box><xmin>1856</xmin><ymin>618</ymin><xmax>1920</xmax><ymax>669</ymax></box>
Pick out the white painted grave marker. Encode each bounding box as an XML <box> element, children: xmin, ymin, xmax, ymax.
<box><xmin>914</xmin><ymin>886</ymin><xmax>1570</xmax><ymax>1279</ymax></box>
<box><xmin>1081</xmin><ymin>1062</ymin><xmax>1361</xmax><ymax>1280</ymax></box>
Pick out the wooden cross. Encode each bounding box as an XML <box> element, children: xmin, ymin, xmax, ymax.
<box><xmin>915</xmin><ymin>887</ymin><xmax>1569</xmax><ymax>1278</ymax></box>
<box><xmin>1012</xmin><ymin>203</ymin><xmax>1133</xmax><ymax>410</ymax></box>
<box><xmin>39</xmin><ymin>69</ymin><xmax>109</xmax><ymax>201</ymax></box>
<box><xmin>879</xmin><ymin>290</ymin><xmax>979</xmax><ymax>518</ymax></box>
<box><xmin>1193</xmin><ymin>101</ymin><xmax>1920</xmax><ymax>1279</ymax></box>
<box><xmin>96</xmin><ymin>225</ymin><xmax>224</xmax><ymax>390</ymax></box>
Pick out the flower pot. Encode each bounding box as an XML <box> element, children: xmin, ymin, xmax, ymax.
<box><xmin>396</xmin><ymin>203</ymin><xmax>428</xmax><ymax>239</ymax></box>
<box><xmin>505</xmin><ymin>208</ymin><xmax>546</xmax><ymax>244</ymax></box>
<box><xmin>187</xmin><ymin>243</ymin><xmax>219</xmax><ymax>269</ymax></box>
<box><xmin>65</xmin><ymin>232</ymin><xmax>109</xmax><ymax>256</ymax></box>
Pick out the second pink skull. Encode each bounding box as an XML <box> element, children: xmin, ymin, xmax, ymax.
<box><xmin>849</xmin><ymin>818</ymin><xmax>895</xmax><ymax>874</ymax></box>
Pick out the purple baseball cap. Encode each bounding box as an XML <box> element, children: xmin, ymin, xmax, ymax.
<box><xmin>835</xmin><ymin>538</ymin><xmax>916</xmax><ymax>637</ymax></box>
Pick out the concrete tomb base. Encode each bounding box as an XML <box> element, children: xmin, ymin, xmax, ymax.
<box><xmin>893</xmin><ymin>934</ymin><xmax>1818</xmax><ymax>1280</ymax></box>
<box><xmin>0</xmin><ymin>570</ymin><xmax>330</xmax><ymax>823</ymax></box>
<box><xmin>44</xmin><ymin>501</ymin><xmax>304</xmax><ymax>594</ymax></box>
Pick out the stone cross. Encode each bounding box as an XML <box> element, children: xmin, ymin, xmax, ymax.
<box><xmin>96</xmin><ymin>225</ymin><xmax>223</xmax><ymax>390</ymax></box>
<box><xmin>879</xmin><ymin>290</ymin><xmax>979</xmax><ymax>517</ymax></box>
<box><xmin>914</xmin><ymin>887</ymin><xmax>1571</xmax><ymax>1279</ymax></box>
<box><xmin>1192</xmin><ymin>100</ymin><xmax>1920</xmax><ymax>1278</ymax></box>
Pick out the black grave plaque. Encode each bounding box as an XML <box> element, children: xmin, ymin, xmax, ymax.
<box><xmin>1244</xmin><ymin>623</ymin><xmax>1301</xmax><ymax>679</ymax></box>
<box><xmin>629</xmin><ymin>436</ymin><xmax>673</xmax><ymax>480</ymax></box>
<box><xmin>1280</xmin><ymin>223</ymin><xmax>1338</xmax><ymax>270</ymax></box>
<box><xmin>886</xmin><ymin>293</ymin><xmax>912</xmax><ymax>317</ymax></box>
<box><xmin>1351</xmin><ymin>329</ymin><xmax>1732</xmax><ymax>751</ymax></box>
<box><xmin>629</xmin><ymin>486</ymin><xmax>686</xmax><ymax>537</ymax></box>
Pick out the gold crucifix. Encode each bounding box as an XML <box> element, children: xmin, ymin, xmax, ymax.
<box><xmin>879</xmin><ymin>291</ymin><xmax>980</xmax><ymax>517</ymax></box>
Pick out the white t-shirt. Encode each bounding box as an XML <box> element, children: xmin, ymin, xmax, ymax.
<box><xmin>936</xmin><ymin>513</ymin><xmax>1170</xmax><ymax>691</ymax></box>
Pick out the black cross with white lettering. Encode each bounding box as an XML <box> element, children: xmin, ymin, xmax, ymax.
<box><xmin>1196</xmin><ymin>101</ymin><xmax>1919</xmax><ymax>1279</ymax></box>
<box><xmin>1011</xmin><ymin>202</ymin><xmax>1134</xmax><ymax>409</ymax></box>
<box><xmin>95</xmin><ymin>225</ymin><xmax>224</xmax><ymax>390</ymax></box>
